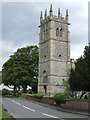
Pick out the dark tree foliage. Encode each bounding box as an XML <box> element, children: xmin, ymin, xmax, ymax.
<box><xmin>2</xmin><ymin>45</ymin><xmax>39</xmax><ymax>95</ymax></box>
<box><xmin>69</xmin><ymin>44</ymin><xmax>90</xmax><ymax>92</ymax></box>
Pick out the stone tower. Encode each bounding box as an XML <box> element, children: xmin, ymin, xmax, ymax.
<box><xmin>38</xmin><ymin>4</ymin><xmax>71</xmax><ymax>96</ymax></box>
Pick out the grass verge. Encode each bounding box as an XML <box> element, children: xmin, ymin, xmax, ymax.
<box><xmin>0</xmin><ymin>106</ymin><xmax>2</xmax><ymax>120</ymax></box>
<box><xmin>0</xmin><ymin>106</ymin><xmax>13</xmax><ymax>120</ymax></box>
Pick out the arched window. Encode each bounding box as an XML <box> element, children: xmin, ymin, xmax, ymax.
<box><xmin>46</xmin><ymin>29</ymin><xmax>48</xmax><ymax>40</ymax></box>
<box><xmin>44</xmin><ymin>29</ymin><xmax>46</xmax><ymax>40</ymax></box>
<box><xmin>60</xmin><ymin>28</ymin><xmax>63</xmax><ymax>37</ymax></box>
<box><xmin>42</xmin><ymin>70</ymin><xmax>47</xmax><ymax>95</ymax></box>
<box><xmin>43</xmin><ymin>70</ymin><xmax>47</xmax><ymax>84</ymax></box>
<box><xmin>56</xmin><ymin>28</ymin><xmax>59</xmax><ymax>36</ymax></box>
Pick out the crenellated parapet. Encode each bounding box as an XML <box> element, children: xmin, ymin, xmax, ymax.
<box><xmin>40</xmin><ymin>4</ymin><xmax>70</xmax><ymax>26</ymax></box>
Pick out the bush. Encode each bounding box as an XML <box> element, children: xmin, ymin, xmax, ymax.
<box><xmin>53</xmin><ymin>93</ymin><xmax>67</xmax><ymax>105</ymax></box>
<box><xmin>32</xmin><ymin>93</ymin><xmax>44</xmax><ymax>99</ymax></box>
<box><xmin>64</xmin><ymin>92</ymin><xmax>71</xmax><ymax>100</ymax></box>
<box><xmin>2</xmin><ymin>89</ymin><xmax>12</xmax><ymax>96</ymax></box>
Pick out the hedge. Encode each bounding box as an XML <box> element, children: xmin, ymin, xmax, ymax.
<box><xmin>31</xmin><ymin>93</ymin><xmax>44</xmax><ymax>99</ymax></box>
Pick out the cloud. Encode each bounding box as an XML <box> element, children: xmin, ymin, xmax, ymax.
<box><xmin>1</xmin><ymin>1</ymin><xmax>88</xmax><ymax>70</ymax></box>
<box><xmin>1</xmin><ymin>0</ymin><xmax>89</xmax><ymax>3</ymax></box>
<box><xmin>2</xmin><ymin>3</ymin><xmax>39</xmax><ymax>45</ymax></box>
<box><xmin>0</xmin><ymin>3</ymin><xmax>2</xmax><ymax>41</ymax></box>
<box><xmin>88</xmin><ymin>1</ymin><xmax>90</xmax><ymax>43</ymax></box>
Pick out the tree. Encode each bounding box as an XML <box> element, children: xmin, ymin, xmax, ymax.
<box><xmin>2</xmin><ymin>45</ymin><xmax>39</xmax><ymax>96</ymax></box>
<box><xmin>69</xmin><ymin>44</ymin><xmax>90</xmax><ymax>98</ymax></box>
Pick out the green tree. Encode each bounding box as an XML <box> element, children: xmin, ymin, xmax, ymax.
<box><xmin>2</xmin><ymin>45</ymin><xmax>39</xmax><ymax>96</ymax></box>
<box><xmin>69</xmin><ymin>44</ymin><xmax>90</xmax><ymax>98</ymax></box>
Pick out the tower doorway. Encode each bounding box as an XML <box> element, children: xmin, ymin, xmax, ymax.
<box><xmin>44</xmin><ymin>85</ymin><xmax>47</xmax><ymax>95</ymax></box>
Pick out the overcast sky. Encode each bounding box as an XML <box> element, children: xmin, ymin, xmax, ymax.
<box><xmin>0</xmin><ymin>0</ymin><xmax>89</xmax><ymax>71</ymax></box>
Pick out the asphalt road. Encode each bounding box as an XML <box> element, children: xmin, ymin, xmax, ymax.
<box><xmin>1</xmin><ymin>95</ymin><xmax>89</xmax><ymax>120</ymax></box>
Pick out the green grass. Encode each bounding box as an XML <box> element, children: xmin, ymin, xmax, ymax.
<box><xmin>0</xmin><ymin>106</ymin><xmax>2</xmax><ymax>120</ymax></box>
<box><xmin>0</xmin><ymin>106</ymin><xmax>13</xmax><ymax>120</ymax></box>
<box><xmin>18</xmin><ymin>96</ymin><xmax>27</xmax><ymax>100</ymax></box>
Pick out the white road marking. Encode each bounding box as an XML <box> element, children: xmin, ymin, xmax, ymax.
<box><xmin>11</xmin><ymin>100</ymin><xmax>16</xmax><ymax>103</ymax></box>
<box><xmin>5</xmin><ymin>98</ymin><xmax>21</xmax><ymax>106</ymax></box>
<box><xmin>15</xmin><ymin>102</ymin><xmax>20</xmax><ymax>105</ymax></box>
<box><xmin>5</xmin><ymin>98</ymin><xmax>61</xmax><ymax>119</ymax></box>
<box><xmin>42</xmin><ymin>113</ymin><xmax>59</xmax><ymax>119</ymax></box>
<box><xmin>22</xmin><ymin>105</ymin><xmax>35</xmax><ymax>112</ymax></box>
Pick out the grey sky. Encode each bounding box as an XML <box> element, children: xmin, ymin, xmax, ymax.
<box><xmin>88</xmin><ymin>1</ymin><xmax>90</xmax><ymax>43</ymax></box>
<box><xmin>0</xmin><ymin>0</ymin><xmax>89</xmax><ymax>70</ymax></box>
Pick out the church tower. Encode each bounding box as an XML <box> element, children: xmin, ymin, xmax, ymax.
<box><xmin>38</xmin><ymin>4</ymin><xmax>71</xmax><ymax>96</ymax></box>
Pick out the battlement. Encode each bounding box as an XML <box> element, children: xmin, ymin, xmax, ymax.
<box><xmin>40</xmin><ymin>4</ymin><xmax>69</xmax><ymax>25</ymax></box>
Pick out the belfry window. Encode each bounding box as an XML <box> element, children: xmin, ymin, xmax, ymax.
<box><xmin>56</xmin><ymin>28</ymin><xmax>59</xmax><ymax>36</ymax></box>
<box><xmin>44</xmin><ymin>28</ymin><xmax>48</xmax><ymax>40</ymax></box>
<box><xmin>60</xmin><ymin>28</ymin><xmax>63</xmax><ymax>37</ymax></box>
<box><xmin>44</xmin><ymin>29</ymin><xmax>46</xmax><ymax>40</ymax></box>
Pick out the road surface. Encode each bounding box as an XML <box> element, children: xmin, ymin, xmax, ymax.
<box><xmin>1</xmin><ymin>95</ymin><xmax>88</xmax><ymax>120</ymax></box>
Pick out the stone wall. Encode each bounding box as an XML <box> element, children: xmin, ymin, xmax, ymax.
<box><xmin>42</xmin><ymin>97</ymin><xmax>54</xmax><ymax>105</ymax></box>
<box><xmin>62</xmin><ymin>100</ymin><xmax>89</xmax><ymax>111</ymax></box>
<box><xmin>21</xmin><ymin>93</ymin><xmax>89</xmax><ymax>111</ymax></box>
<box><xmin>21</xmin><ymin>93</ymin><xmax>54</xmax><ymax>105</ymax></box>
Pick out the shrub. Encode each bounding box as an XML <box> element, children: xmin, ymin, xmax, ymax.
<box><xmin>64</xmin><ymin>92</ymin><xmax>71</xmax><ymax>100</ymax></box>
<box><xmin>53</xmin><ymin>93</ymin><xmax>67</xmax><ymax>105</ymax></box>
<box><xmin>2</xmin><ymin>89</ymin><xmax>12</xmax><ymax>96</ymax></box>
<box><xmin>32</xmin><ymin>93</ymin><xmax>44</xmax><ymax>99</ymax></box>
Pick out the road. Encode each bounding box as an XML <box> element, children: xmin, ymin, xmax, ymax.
<box><xmin>1</xmin><ymin>95</ymin><xmax>88</xmax><ymax>120</ymax></box>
